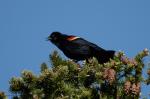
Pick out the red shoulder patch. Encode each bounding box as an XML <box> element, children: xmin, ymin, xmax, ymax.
<box><xmin>67</xmin><ymin>36</ymin><xmax>80</xmax><ymax>41</ymax></box>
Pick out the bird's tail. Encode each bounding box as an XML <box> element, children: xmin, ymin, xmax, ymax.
<box><xmin>94</xmin><ymin>49</ymin><xmax>115</xmax><ymax>64</ymax></box>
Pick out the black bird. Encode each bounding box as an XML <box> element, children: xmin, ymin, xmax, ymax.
<box><xmin>48</xmin><ymin>32</ymin><xmax>115</xmax><ymax>64</ymax></box>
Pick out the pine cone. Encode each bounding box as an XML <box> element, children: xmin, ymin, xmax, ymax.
<box><xmin>131</xmin><ymin>83</ymin><xmax>140</xmax><ymax>95</ymax></box>
<box><xmin>129</xmin><ymin>58</ymin><xmax>138</xmax><ymax>66</ymax></box>
<box><xmin>103</xmin><ymin>68</ymin><xmax>116</xmax><ymax>84</ymax></box>
<box><xmin>107</xmin><ymin>69</ymin><xmax>116</xmax><ymax>84</ymax></box>
<box><xmin>103</xmin><ymin>68</ymin><xmax>109</xmax><ymax>79</ymax></box>
<box><xmin>124</xmin><ymin>81</ymin><xmax>131</xmax><ymax>94</ymax></box>
<box><xmin>121</xmin><ymin>56</ymin><xmax>129</xmax><ymax>65</ymax></box>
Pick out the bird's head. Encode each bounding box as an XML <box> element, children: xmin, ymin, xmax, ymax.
<box><xmin>48</xmin><ymin>32</ymin><xmax>61</xmax><ymax>42</ymax></box>
<box><xmin>47</xmin><ymin>32</ymin><xmax>68</xmax><ymax>44</ymax></box>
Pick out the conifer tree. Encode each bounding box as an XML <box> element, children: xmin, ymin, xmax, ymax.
<box><xmin>0</xmin><ymin>49</ymin><xmax>149</xmax><ymax>99</ymax></box>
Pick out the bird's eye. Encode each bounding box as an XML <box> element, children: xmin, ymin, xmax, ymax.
<box><xmin>51</xmin><ymin>35</ymin><xmax>55</xmax><ymax>38</ymax></box>
<box><xmin>50</xmin><ymin>35</ymin><xmax>56</xmax><ymax>39</ymax></box>
<box><xmin>54</xmin><ymin>37</ymin><xmax>57</xmax><ymax>40</ymax></box>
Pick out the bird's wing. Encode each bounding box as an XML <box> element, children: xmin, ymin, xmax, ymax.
<box><xmin>67</xmin><ymin>40</ymin><xmax>91</xmax><ymax>55</ymax></box>
<box><xmin>70</xmin><ymin>38</ymin><xmax>106</xmax><ymax>52</ymax></box>
<box><xmin>66</xmin><ymin>37</ymin><xmax>115</xmax><ymax>63</ymax></box>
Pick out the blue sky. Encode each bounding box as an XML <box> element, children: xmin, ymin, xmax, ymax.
<box><xmin>0</xmin><ymin>0</ymin><xmax>150</xmax><ymax>98</ymax></box>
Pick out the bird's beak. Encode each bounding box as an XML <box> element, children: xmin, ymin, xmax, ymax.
<box><xmin>46</xmin><ymin>37</ymin><xmax>51</xmax><ymax>41</ymax></box>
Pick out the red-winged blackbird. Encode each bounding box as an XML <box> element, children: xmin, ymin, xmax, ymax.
<box><xmin>48</xmin><ymin>32</ymin><xmax>115</xmax><ymax>64</ymax></box>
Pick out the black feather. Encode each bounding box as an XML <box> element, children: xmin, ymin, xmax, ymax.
<box><xmin>48</xmin><ymin>32</ymin><xmax>115</xmax><ymax>64</ymax></box>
